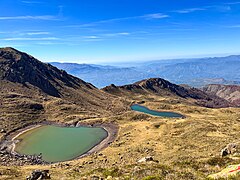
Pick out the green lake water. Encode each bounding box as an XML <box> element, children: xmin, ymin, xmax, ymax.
<box><xmin>131</xmin><ymin>104</ymin><xmax>184</xmax><ymax>118</ymax></box>
<box><xmin>15</xmin><ymin>125</ymin><xmax>108</xmax><ymax>163</ymax></box>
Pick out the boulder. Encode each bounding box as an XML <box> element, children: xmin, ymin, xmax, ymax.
<box><xmin>137</xmin><ymin>156</ymin><xmax>154</xmax><ymax>163</ymax></box>
<box><xmin>26</xmin><ymin>170</ymin><xmax>50</xmax><ymax>180</ymax></box>
<box><xmin>0</xmin><ymin>129</ymin><xmax>6</xmax><ymax>133</ymax></box>
<box><xmin>221</xmin><ymin>143</ymin><xmax>237</xmax><ymax>157</ymax></box>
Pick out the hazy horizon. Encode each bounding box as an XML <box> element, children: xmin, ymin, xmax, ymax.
<box><xmin>48</xmin><ymin>53</ymin><xmax>240</xmax><ymax>66</ymax></box>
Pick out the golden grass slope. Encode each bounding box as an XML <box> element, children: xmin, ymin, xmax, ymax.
<box><xmin>1</xmin><ymin>93</ymin><xmax>240</xmax><ymax>180</ymax></box>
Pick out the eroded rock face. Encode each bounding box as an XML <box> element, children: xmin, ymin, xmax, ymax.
<box><xmin>202</xmin><ymin>84</ymin><xmax>240</xmax><ymax>106</ymax></box>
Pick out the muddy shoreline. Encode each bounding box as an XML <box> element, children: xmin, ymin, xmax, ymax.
<box><xmin>0</xmin><ymin>121</ymin><xmax>118</xmax><ymax>165</ymax></box>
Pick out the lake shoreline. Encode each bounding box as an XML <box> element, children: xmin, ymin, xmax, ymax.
<box><xmin>131</xmin><ymin>104</ymin><xmax>185</xmax><ymax>118</ymax></box>
<box><xmin>1</xmin><ymin>121</ymin><xmax>118</xmax><ymax>165</ymax></box>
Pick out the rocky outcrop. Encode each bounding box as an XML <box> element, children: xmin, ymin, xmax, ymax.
<box><xmin>221</xmin><ymin>143</ymin><xmax>238</xmax><ymax>157</ymax></box>
<box><xmin>26</xmin><ymin>170</ymin><xmax>51</xmax><ymax>180</ymax></box>
<box><xmin>0</xmin><ymin>149</ymin><xmax>46</xmax><ymax>166</ymax></box>
<box><xmin>0</xmin><ymin>139</ymin><xmax>46</xmax><ymax>166</ymax></box>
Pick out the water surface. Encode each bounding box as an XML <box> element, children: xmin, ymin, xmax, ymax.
<box><xmin>131</xmin><ymin>104</ymin><xmax>184</xmax><ymax>118</ymax></box>
<box><xmin>15</xmin><ymin>125</ymin><xmax>108</xmax><ymax>162</ymax></box>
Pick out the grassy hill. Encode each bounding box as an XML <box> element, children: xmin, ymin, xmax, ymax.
<box><xmin>1</xmin><ymin>92</ymin><xmax>240</xmax><ymax>179</ymax></box>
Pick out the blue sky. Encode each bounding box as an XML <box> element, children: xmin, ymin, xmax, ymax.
<box><xmin>1</xmin><ymin>0</ymin><xmax>240</xmax><ymax>63</ymax></box>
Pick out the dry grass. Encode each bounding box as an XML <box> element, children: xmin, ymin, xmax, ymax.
<box><xmin>1</xmin><ymin>93</ymin><xmax>240</xmax><ymax>179</ymax></box>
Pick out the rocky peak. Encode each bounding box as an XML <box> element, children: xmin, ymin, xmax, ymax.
<box><xmin>0</xmin><ymin>47</ymin><xmax>31</xmax><ymax>62</ymax></box>
<box><xmin>102</xmin><ymin>78</ymin><xmax>233</xmax><ymax>108</ymax></box>
<box><xmin>0</xmin><ymin>47</ymin><xmax>93</xmax><ymax>97</ymax></box>
<box><xmin>134</xmin><ymin>78</ymin><xmax>188</xmax><ymax>97</ymax></box>
<box><xmin>135</xmin><ymin>78</ymin><xmax>170</xmax><ymax>88</ymax></box>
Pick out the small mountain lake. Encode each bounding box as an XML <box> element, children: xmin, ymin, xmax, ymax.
<box><xmin>15</xmin><ymin>125</ymin><xmax>108</xmax><ymax>163</ymax></box>
<box><xmin>131</xmin><ymin>104</ymin><xmax>184</xmax><ymax>118</ymax></box>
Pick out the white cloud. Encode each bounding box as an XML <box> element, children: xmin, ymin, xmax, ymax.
<box><xmin>215</xmin><ymin>6</ymin><xmax>231</xmax><ymax>12</ymax></box>
<box><xmin>0</xmin><ymin>15</ymin><xmax>59</xmax><ymax>20</ymax></box>
<box><xmin>225</xmin><ymin>25</ymin><xmax>240</xmax><ymax>28</ymax></box>
<box><xmin>0</xmin><ymin>31</ymin><xmax>51</xmax><ymax>36</ymax></box>
<box><xmin>25</xmin><ymin>32</ymin><xmax>50</xmax><ymax>35</ymax></box>
<box><xmin>117</xmin><ymin>32</ymin><xmax>130</xmax><ymax>35</ymax></box>
<box><xmin>3</xmin><ymin>37</ymin><xmax>59</xmax><ymax>41</ymax></box>
<box><xmin>83</xmin><ymin>39</ymin><xmax>103</xmax><ymax>42</ymax></box>
<box><xmin>36</xmin><ymin>42</ymin><xmax>66</xmax><ymax>45</ymax></box>
<box><xmin>224</xmin><ymin>2</ymin><xmax>240</xmax><ymax>5</ymax></box>
<box><xmin>64</xmin><ymin>13</ymin><xmax>169</xmax><ymax>28</ymax></box>
<box><xmin>21</xmin><ymin>1</ymin><xmax>42</xmax><ymax>4</ymax></box>
<box><xmin>173</xmin><ymin>8</ymin><xmax>206</xmax><ymax>14</ymax></box>
<box><xmin>81</xmin><ymin>36</ymin><xmax>104</xmax><ymax>41</ymax></box>
<box><xmin>82</xmin><ymin>36</ymin><xmax>100</xmax><ymax>39</ymax></box>
<box><xmin>173</xmin><ymin>5</ymin><xmax>232</xmax><ymax>14</ymax></box>
<box><xmin>104</xmin><ymin>32</ymin><xmax>130</xmax><ymax>37</ymax></box>
<box><xmin>142</xmin><ymin>13</ymin><xmax>169</xmax><ymax>19</ymax></box>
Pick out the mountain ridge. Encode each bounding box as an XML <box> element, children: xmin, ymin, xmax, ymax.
<box><xmin>102</xmin><ymin>78</ymin><xmax>232</xmax><ymax>108</ymax></box>
<box><xmin>51</xmin><ymin>55</ymin><xmax>240</xmax><ymax>88</ymax></box>
<box><xmin>202</xmin><ymin>84</ymin><xmax>240</xmax><ymax>106</ymax></box>
<box><xmin>0</xmin><ymin>47</ymin><xmax>94</xmax><ymax>97</ymax></box>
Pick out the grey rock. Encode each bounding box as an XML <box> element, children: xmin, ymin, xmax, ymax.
<box><xmin>26</xmin><ymin>170</ymin><xmax>50</xmax><ymax>180</ymax></box>
<box><xmin>0</xmin><ymin>129</ymin><xmax>6</xmax><ymax>133</ymax></box>
<box><xmin>221</xmin><ymin>143</ymin><xmax>237</xmax><ymax>157</ymax></box>
<box><xmin>137</xmin><ymin>156</ymin><xmax>154</xmax><ymax>163</ymax></box>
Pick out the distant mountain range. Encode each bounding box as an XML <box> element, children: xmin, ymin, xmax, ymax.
<box><xmin>141</xmin><ymin>56</ymin><xmax>240</xmax><ymax>86</ymax></box>
<box><xmin>50</xmin><ymin>62</ymin><xmax>154</xmax><ymax>88</ymax></box>
<box><xmin>51</xmin><ymin>55</ymin><xmax>240</xmax><ymax>88</ymax></box>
